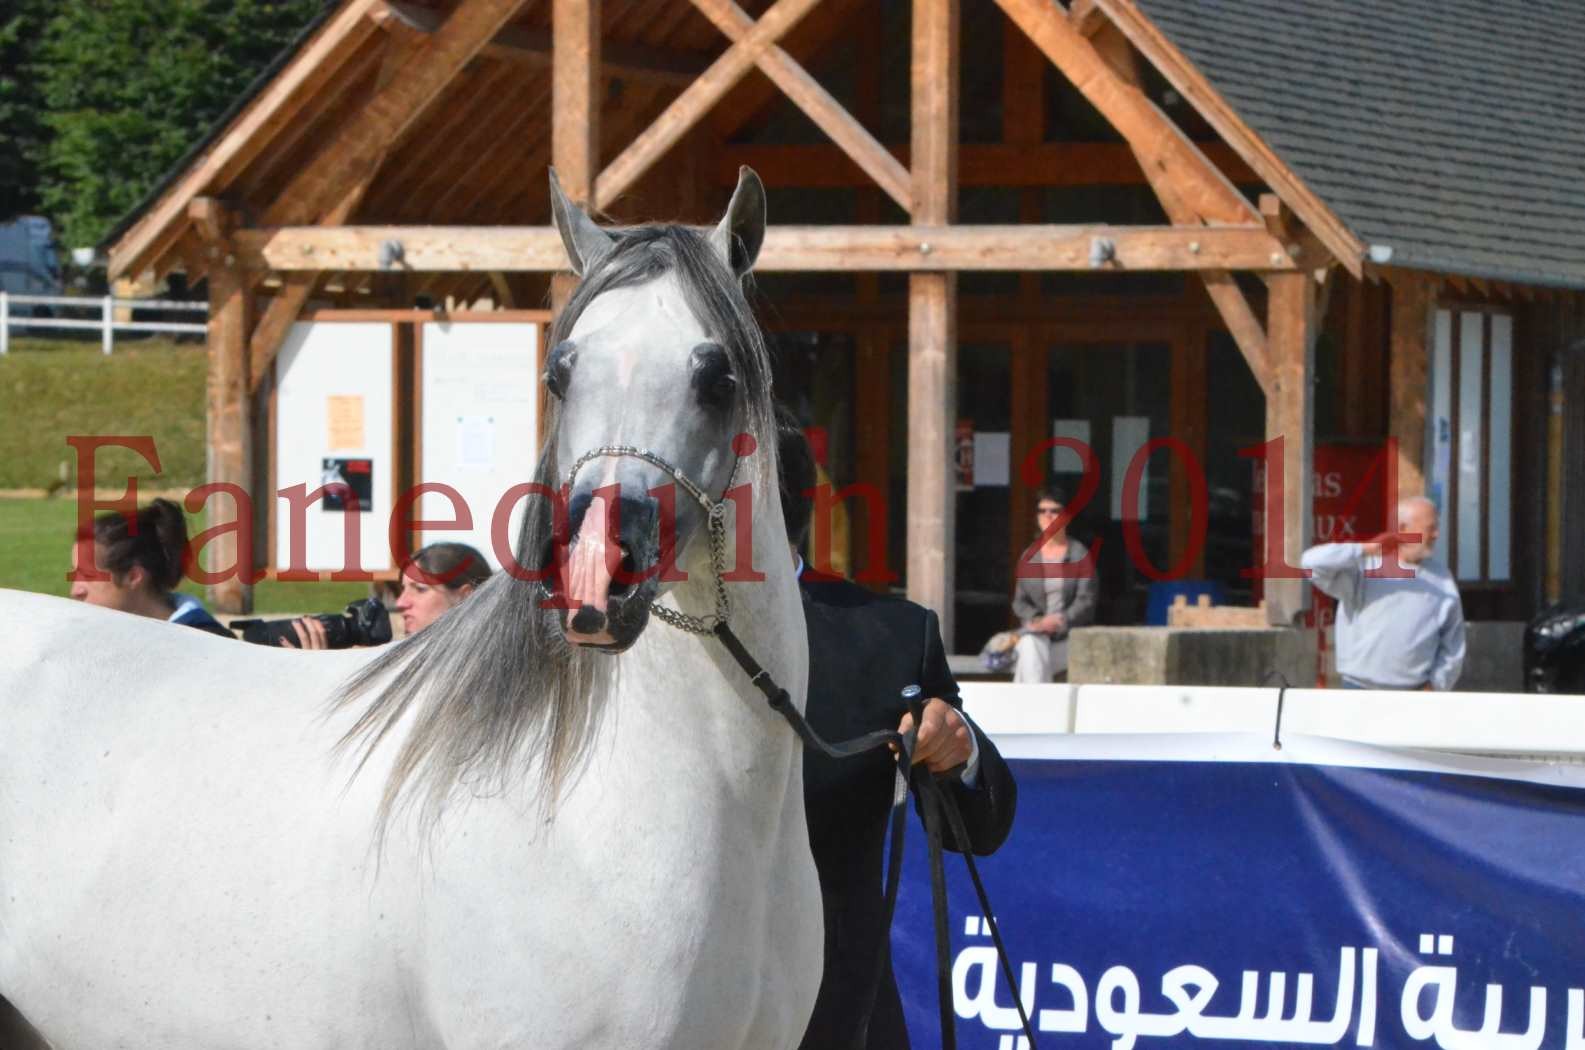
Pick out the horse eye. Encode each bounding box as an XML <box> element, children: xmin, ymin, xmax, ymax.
<box><xmin>690</xmin><ymin>343</ymin><xmax>736</xmax><ymax>411</ymax></box>
<box><xmin>545</xmin><ymin>340</ymin><xmax>576</xmax><ymax>400</ymax></box>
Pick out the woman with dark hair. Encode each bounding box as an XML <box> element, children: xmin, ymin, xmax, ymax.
<box><xmin>393</xmin><ymin>542</ymin><xmax>492</xmax><ymax>636</ymax></box>
<box><xmin>68</xmin><ymin>498</ymin><xmax>232</xmax><ymax>638</ymax></box>
<box><xmin>1010</xmin><ymin>486</ymin><xmax>1097</xmax><ymax>682</ymax></box>
<box><xmin>283</xmin><ymin>542</ymin><xmax>492</xmax><ymax>648</ymax></box>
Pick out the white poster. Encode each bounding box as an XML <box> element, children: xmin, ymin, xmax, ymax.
<box><xmin>420</xmin><ymin>322</ymin><xmax>539</xmax><ymax>570</ymax></box>
<box><xmin>274</xmin><ymin>321</ymin><xmax>394</xmax><ymax>573</ymax></box>
<box><xmin>1052</xmin><ymin>419</ymin><xmax>1091</xmax><ymax>473</ymax></box>
<box><xmin>1111</xmin><ymin>416</ymin><xmax>1150</xmax><ymax>521</ymax></box>
<box><xmin>457</xmin><ymin>415</ymin><xmax>496</xmax><ymax>471</ymax></box>
<box><xmin>973</xmin><ymin>431</ymin><xmax>1010</xmax><ymax>487</ymax></box>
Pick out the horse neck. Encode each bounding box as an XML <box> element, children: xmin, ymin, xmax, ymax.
<box><xmin>622</xmin><ymin>472</ymin><xmax>807</xmax><ymax>761</ymax></box>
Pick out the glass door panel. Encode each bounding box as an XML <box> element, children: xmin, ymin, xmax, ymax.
<box><xmin>1043</xmin><ymin>342</ymin><xmax>1171</xmax><ymax>624</ymax></box>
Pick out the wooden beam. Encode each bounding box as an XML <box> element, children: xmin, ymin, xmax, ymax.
<box><xmin>690</xmin><ymin>0</ymin><xmax>911</xmax><ymax>211</ymax></box>
<box><xmin>189</xmin><ymin>198</ymin><xmax>233</xmax><ymax>246</ymax></box>
<box><xmin>1086</xmin><ymin>23</ymin><xmax>1273</xmax><ymax>393</ymax></box>
<box><xmin>247</xmin><ymin>276</ymin><xmax>317</xmax><ymax>393</ymax></box>
<box><xmin>191</xmin><ymin>199</ymin><xmax>254</xmax><ymax>614</ymax></box>
<box><xmin>262</xmin><ymin>0</ymin><xmax>527</xmax><ymax>230</ymax></box>
<box><xmin>233</xmin><ymin>223</ymin><xmax>1299</xmax><ymax>273</ymax></box>
<box><xmin>371</xmin><ymin>0</ymin><xmax>708</xmax><ymax>85</ymax></box>
<box><xmin>712</xmin><ymin>140</ymin><xmax>1257</xmax><ymax>188</ymax></box>
<box><xmin>247</xmin><ymin>135</ymin><xmax>383</xmax><ymax>393</ymax></box>
<box><xmin>1389</xmin><ymin>273</ymin><xmax>1434</xmax><ymax>500</ymax></box>
<box><xmin>1069</xmin><ymin>0</ymin><xmax>1109</xmax><ymax>36</ymax></box>
<box><xmin>1263</xmin><ymin>271</ymin><xmax>1318</xmax><ymax>626</ymax></box>
<box><xmin>594</xmin><ymin>0</ymin><xmax>823</xmax><ymax>209</ymax></box>
<box><xmin>552</xmin><ymin>0</ymin><xmax>600</xmax><ymax>315</ymax></box>
<box><xmin>1198</xmin><ymin>271</ymin><xmax>1271</xmax><ymax>393</ymax></box>
<box><xmin>708</xmin><ymin>0</ymin><xmax>865</xmax><ymax>141</ymax></box>
<box><xmin>1093</xmin><ymin>0</ymin><xmax>1365</xmax><ymax>274</ymax></box>
<box><xmin>907</xmin><ymin>0</ymin><xmax>958</xmax><ymax>635</ymax></box>
<box><xmin>108</xmin><ymin>0</ymin><xmax>384</xmax><ymax>279</ymax></box>
<box><xmin>995</xmin><ymin>0</ymin><xmax>1257</xmax><ymax>227</ymax></box>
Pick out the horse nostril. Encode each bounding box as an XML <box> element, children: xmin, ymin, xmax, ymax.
<box><xmin>571</xmin><ymin>605</ymin><xmax>607</xmax><ymax>634</ymax></box>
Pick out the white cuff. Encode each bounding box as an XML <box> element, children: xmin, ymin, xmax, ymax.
<box><xmin>955</xmin><ymin>707</ymin><xmax>982</xmax><ymax>788</ymax></box>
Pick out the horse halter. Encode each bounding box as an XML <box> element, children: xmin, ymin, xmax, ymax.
<box><xmin>557</xmin><ymin>442</ymin><xmax>743</xmax><ymax>635</ymax></box>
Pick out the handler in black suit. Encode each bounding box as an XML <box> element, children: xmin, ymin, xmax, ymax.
<box><xmin>778</xmin><ymin>414</ymin><xmax>1018</xmax><ymax>1050</ymax></box>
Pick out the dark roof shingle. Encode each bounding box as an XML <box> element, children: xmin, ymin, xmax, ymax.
<box><xmin>1136</xmin><ymin>0</ymin><xmax>1585</xmax><ymax>289</ymax></box>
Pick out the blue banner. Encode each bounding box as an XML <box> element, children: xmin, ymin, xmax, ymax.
<box><xmin>891</xmin><ymin>735</ymin><xmax>1585</xmax><ymax>1049</ymax></box>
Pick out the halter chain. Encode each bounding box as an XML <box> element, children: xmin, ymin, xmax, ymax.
<box><xmin>560</xmin><ymin>444</ymin><xmax>738</xmax><ymax>634</ymax></box>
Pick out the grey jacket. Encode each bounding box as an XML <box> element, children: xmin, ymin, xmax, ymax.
<box><xmin>1011</xmin><ymin>538</ymin><xmax>1098</xmax><ymax>640</ymax></box>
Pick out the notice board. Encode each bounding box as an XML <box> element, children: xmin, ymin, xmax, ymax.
<box><xmin>418</xmin><ymin>321</ymin><xmax>539</xmax><ymax>569</ymax></box>
<box><xmin>273</xmin><ymin>320</ymin><xmax>395</xmax><ymax>573</ymax></box>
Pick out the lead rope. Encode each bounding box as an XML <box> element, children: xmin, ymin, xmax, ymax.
<box><xmin>713</xmin><ymin>621</ymin><xmax>1038</xmax><ymax>1050</ymax></box>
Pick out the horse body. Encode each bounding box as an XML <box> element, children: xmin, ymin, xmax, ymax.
<box><xmin>0</xmin><ymin>592</ymin><xmax>424</xmax><ymax>1048</ymax></box>
<box><xmin>0</xmin><ymin>528</ymin><xmax>814</xmax><ymax>1047</ymax></box>
<box><xmin>0</xmin><ymin>168</ymin><xmax>822</xmax><ymax>1047</ymax></box>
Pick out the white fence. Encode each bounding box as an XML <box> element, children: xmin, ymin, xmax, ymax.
<box><xmin>963</xmin><ymin>682</ymin><xmax>1585</xmax><ymax>761</ymax></box>
<box><xmin>0</xmin><ymin>291</ymin><xmax>207</xmax><ymax>355</ymax></box>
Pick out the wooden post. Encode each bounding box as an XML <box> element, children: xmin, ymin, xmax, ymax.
<box><xmin>1264</xmin><ymin>272</ymin><xmax>1316</xmax><ymax>625</ymax></box>
<box><xmin>196</xmin><ymin>204</ymin><xmax>256</xmax><ymax>614</ymax></box>
<box><xmin>908</xmin><ymin>0</ymin><xmax>959</xmax><ymax>640</ymax></box>
<box><xmin>1389</xmin><ymin>274</ymin><xmax>1434</xmax><ymax>500</ymax></box>
<box><xmin>551</xmin><ymin>0</ymin><xmax>600</xmax><ymax>317</ymax></box>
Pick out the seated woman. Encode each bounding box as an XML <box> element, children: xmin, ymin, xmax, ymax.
<box><xmin>68</xmin><ymin>498</ymin><xmax>232</xmax><ymax>638</ymax></box>
<box><xmin>284</xmin><ymin>542</ymin><xmax>491</xmax><ymax>648</ymax></box>
<box><xmin>1010</xmin><ymin>487</ymin><xmax>1097</xmax><ymax>683</ymax></box>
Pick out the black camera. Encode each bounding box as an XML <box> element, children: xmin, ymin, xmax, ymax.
<box><xmin>231</xmin><ymin>597</ymin><xmax>393</xmax><ymax>649</ymax></box>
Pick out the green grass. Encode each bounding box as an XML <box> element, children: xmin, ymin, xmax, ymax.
<box><xmin>0</xmin><ymin>337</ymin><xmax>372</xmax><ymax>615</ymax></box>
<box><xmin>0</xmin><ymin>335</ymin><xmax>207</xmax><ymax>490</ymax></box>
<box><xmin>0</xmin><ymin>496</ymin><xmax>372</xmax><ymax>614</ymax></box>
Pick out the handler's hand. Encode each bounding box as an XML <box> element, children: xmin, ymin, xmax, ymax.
<box><xmin>897</xmin><ymin>699</ymin><xmax>972</xmax><ymax>775</ymax></box>
<box><xmin>279</xmin><ymin>616</ymin><xmax>329</xmax><ymax>650</ymax></box>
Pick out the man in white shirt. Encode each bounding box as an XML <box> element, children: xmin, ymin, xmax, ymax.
<box><xmin>1300</xmin><ymin>496</ymin><xmax>1466</xmax><ymax>691</ymax></box>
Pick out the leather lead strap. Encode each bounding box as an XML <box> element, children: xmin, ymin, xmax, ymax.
<box><xmin>712</xmin><ymin>621</ymin><xmax>1038</xmax><ymax>1050</ymax></box>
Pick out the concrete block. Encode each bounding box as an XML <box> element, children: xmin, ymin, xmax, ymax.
<box><xmin>1069</xmin><ymin>626</ymin><xmax>1317</xmax><ymax>688</ymax></box>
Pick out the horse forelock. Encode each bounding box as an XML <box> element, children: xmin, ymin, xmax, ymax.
<box><xmin>331</xmin><ymin>221</ymin><xmax>780</xmax><ymax>836</ymax></box>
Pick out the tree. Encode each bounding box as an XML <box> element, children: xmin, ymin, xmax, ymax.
<box><xmin>0</xmin><ymin>0</ymin><xmax>51</xmax><ymax>220</ymax></box>
<box><xmin>36</xmin><ymin>0</ymin><xmax>322</xmax><ymax>249</ymax></box>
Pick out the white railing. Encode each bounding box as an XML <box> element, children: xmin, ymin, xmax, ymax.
<box><xmin>0</xmin><ymin>291</ymin><xmax>207</xmax><ymax>356</ymax></box>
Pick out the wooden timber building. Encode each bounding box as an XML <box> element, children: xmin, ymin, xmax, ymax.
<box><xmin>105</xmin><ymin>0</ymin><xmax>1585</xmax><ymax>656</ymax></box>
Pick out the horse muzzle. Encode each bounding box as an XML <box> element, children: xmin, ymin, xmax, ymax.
<box><xmin>549</xmin><ymin>490</ymin><xmax>664</xmax><ymax>652</ymax></box>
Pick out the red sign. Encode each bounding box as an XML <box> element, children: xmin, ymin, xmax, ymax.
<box><xmin>1252</xmin><ymin>443</ymin><xmax>1391</xmax><ymax>684</ymax></box>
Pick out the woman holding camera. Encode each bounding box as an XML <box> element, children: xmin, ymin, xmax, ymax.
<box><xmin>283</xmin><ymin>542</ymin><xmax>491</xmax><ymax>648</ymax></box>
<box><xmin>68</xmin><ymin>498</ymin><xmax>233</xmax><ymax>638</ymax></box>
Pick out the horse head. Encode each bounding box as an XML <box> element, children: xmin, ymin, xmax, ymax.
<box><xmin>543</xmin><ymin>167</ymin><xmax>770</xmax><ymax>652</ymax></box>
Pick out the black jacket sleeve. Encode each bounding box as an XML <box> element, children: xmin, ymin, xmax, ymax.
<box><xmin>915</xmin><ymin>608</ymin><xmax>1018</xmax><ymax>857</ymax></box>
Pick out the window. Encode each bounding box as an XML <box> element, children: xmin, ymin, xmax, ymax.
<box><xmin>1426</xmin><ymin>308</ymin><xmax>1513</xmax><ymax>582</ymax></box>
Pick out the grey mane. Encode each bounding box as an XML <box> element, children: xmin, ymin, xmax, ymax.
<box><xmin>331</xmin><ymin>222</ymin><xmax>777</xmax><ymax>830</ymax></box>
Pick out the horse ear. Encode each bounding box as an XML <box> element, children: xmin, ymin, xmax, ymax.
<box><xmin>710</xmin><ymin>166</ymin><xmax>766</xmax><ymax>278</ymax></box>
<box><xmin>548</xmin><ymin>167</ymin><xmax>614</xmax><ymax>277</ymax></box>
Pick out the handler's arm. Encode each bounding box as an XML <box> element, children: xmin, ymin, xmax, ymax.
<box><xmin>919</xmin><ymin>609</ymin><xmax>1018</xmax><ymax>857</ymax></box>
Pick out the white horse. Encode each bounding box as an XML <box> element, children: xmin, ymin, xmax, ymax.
<box><xmin>0</xmin><ymin>168</ymin><xmax>821</xmax><ymax>1049</ymax></box>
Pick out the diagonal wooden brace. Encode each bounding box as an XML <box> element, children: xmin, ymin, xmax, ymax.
<box><xmin>690</xmin><ymin>0</ymin><xmax>912</xmax><ymax>211</ymax></box>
